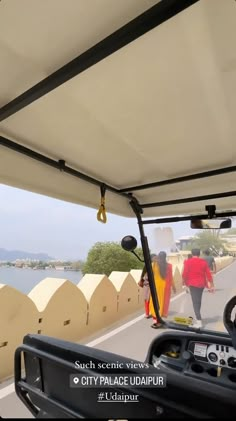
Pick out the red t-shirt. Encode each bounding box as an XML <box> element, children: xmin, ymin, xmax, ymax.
<box><xmin>182</xmin><ymin>257</ymin><xmax>212</xmax><ymax>288</ymax></box>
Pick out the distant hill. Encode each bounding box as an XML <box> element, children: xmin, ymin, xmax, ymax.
<box><xmin>0</xmin><ymin>248</ymin><xmax>54</xmax><ymax>262</ymax></box>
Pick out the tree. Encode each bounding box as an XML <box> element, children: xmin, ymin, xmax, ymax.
<box><xmin>189</xmin><ymin>231</ymin><xmax>226</xmax><ymax>253</ymax></box>
<box><xmin>71</xmin><ymin>261</ymin><xmax>83</xmax><ymax>271</ymax></box>
<box><xmin>6</xmin><ymin>261</ymin><xmax>14</xmax><ymax>267</ymax></box>
<box><xmin>82</xmin><ymin>242</ymin><xmax>144</xmax><ymax>276</ymax></box>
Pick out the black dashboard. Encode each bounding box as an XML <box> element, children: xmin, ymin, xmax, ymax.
<box><xmin>16</xmin><ymin>331</ymin><xmax>236</xmax><ymax>419</ymax></box>
<box><xmin>14</xmin><ymin>300</ymin><xmax>236</xmax><ymax>418</ymax></box>
<box><xmin>148</xmin><ymin>330</ymin><xmax>236</xmax><ymax>390</ymax></box>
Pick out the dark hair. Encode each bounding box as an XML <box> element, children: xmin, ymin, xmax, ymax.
<box><xmin>151</xmin><ymin>253</ymin><xmax>157</xmax><ymax>259</ymax></box>
<box><xmin>192</xmin><ymin>248</ymin><xmax>200</xmax><ymax>257</ymax></box>
<box><xmin>140</xmin><ymin>254</ymin><xmax>157</xmax><ymax>280</ymax></box>
<box><xmin>204</xmin><ymin>249</ymin><xmax>210</xmax><ymax>256</ymax></box>
<box><xmin>158</xmin><ymin>251</ymin><xmax>167</xmax><ymax>279</ymax></box>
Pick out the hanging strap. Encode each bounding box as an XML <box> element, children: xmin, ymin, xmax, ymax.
<box><xmin>97</xmin><ymin>184</ymin><xmax>107</xmax><ymax>223</ymax></box>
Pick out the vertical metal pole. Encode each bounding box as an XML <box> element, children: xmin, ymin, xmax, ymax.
<box><xmin>130</xmin><ymin>198</ymin><xmax>164</xmax><ymax>324</ymax></box>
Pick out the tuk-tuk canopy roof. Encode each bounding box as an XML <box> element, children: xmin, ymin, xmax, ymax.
<box><xmin>0</xmin><ymin>0</ymin><xmax>236</xmax><ymax>218</ymax></box>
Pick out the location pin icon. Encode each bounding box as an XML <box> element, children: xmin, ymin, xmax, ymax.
<box><xmin>73</xmin><ymin>377</ymin><xmax>79</xmax><ymax>384</ymax></box>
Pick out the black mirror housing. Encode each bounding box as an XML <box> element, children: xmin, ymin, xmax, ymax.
<box><xmin>121</xmin><ymin>235</ymin><xmax>138</xmax><ymax>252</ymax></box>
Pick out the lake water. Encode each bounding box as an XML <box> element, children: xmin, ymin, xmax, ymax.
<box><xmin>0</xmin><ymin>267</ymin><xmax>83</xmax><ymax>294</ymax></box>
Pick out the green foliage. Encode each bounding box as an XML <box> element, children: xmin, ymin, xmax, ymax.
<box><xmin>71</xmin><ymin>261</ymin><xmax>83</xmax><ymax>271</ymax></box>
<box><xmin>82</xmin><ymin>242</ymin><xmax>144</xmax><ymax>276</ymax></box>
<box><xmin>63</xmin><ymin>261</ymin><xmax>72</xmax><ymax>266</ymax></box>
<box><xmin>29</xmin><ymin>261</ymin><xmax>35</xmax><ymax>268</ymax></box>
<box><xmin>189</xmin><ymin>231</ymin><xmax>226</xmax><ymax>253</ymax></box>
<box><xmin>37</xmin><ymin>261</ymin><xmax>48</xmax><ymax>269</ymax></box>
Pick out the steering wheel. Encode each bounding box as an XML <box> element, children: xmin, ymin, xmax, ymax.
<box><xmin>223</xmin><ymin>296</ymin><xmax>236</xmax><ymax>349</ymax></box>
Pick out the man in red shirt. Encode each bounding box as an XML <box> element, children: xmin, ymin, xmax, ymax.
<box><xmin>182</xmin><ymin>248</ymin><xmax>215</xmax><ymax>328</ymax></box>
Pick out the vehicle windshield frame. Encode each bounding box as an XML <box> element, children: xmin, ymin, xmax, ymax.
<box><xmin>128</xmin><ymin>195</ymin><xmax>236</xmax><ymax>335</ymax></box>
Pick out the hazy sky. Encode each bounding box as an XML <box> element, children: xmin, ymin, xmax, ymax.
<box><xmin>0</xmin><ymin>184</ymin><xmax>195</xmax><ymax>260</ymax></box>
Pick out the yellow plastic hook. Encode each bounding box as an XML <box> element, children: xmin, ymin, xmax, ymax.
<box><xmin>97</xmin><ymin>185</ymin><xmax>107</xmax><ymax>223</ymax></box>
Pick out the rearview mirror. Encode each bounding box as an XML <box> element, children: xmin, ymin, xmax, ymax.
<box><xmin>191</xmin><ymin>218</ymin><xmax>231</xmax><ymax>230</ymax></box>
<box><xmin>121</xmin><ymin>235</ymin><xmax>137</xmax><ymax>251</ymax></box>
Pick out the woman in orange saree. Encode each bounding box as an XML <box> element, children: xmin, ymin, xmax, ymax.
<box><xmin>149</xmin><ymin>252</ymin><xmax>176</xmax><ymax>328</ymax></box>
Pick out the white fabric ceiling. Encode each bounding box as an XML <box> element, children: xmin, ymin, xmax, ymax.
<box><xmin>0</xmin><ymin>0</ymin><xmax>236</xmax><ymax>218</ymax></box>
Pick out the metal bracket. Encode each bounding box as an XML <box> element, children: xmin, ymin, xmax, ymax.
<box><xmin>205</xmin><ymin>205</ymin><xmax>216</xmax><ymax>219</ymax></box>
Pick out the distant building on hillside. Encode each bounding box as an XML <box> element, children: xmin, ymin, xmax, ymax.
<box><xmin>55</xmin><ymin>266</ymin><xmax>65</xmax><ymax>271</ymax></box>
<box><xmin>176</xmin><ymin>236</ymin><xmax>194</xmax><ymax>251</ymax></box>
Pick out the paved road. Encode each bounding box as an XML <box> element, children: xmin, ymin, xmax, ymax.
<box><xmin>1</xmin><ymin>261</ymin><xmax>236</xmax><ymax>418</ymax></box>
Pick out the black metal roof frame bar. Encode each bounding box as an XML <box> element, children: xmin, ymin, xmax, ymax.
<box><xmin>0</xmin><ymin>135</ymin><xmax>130</xmax><ymax>200</ymax></box>
<box><xmin>2</xmin><ymin>134</ymin><xmax>236</xmax><ymax>213</ymax></box>
<box><xmin>140</xmin><ymin>191</ymin><xmax>236</xmax><ymax>209</ymax></box>
<box><xmin>120</xmin><ymin>165</ymin><xmax>236</xmax><ymax>193</ymax></box>
<box><xmin>0</xmin><ymin>0</ymin><xmax>199</xmax><ymax>122</ymax></box>
<box><xmin>142</xmin><ymin>211</ymin><xmax>236</xmax><ymax>225</ymax></box>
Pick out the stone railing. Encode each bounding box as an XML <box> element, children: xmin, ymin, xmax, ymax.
<box><xmin>0</xmin><ymin>255</ymin><xmax>233</xmax><ymax>381</ymax></box>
